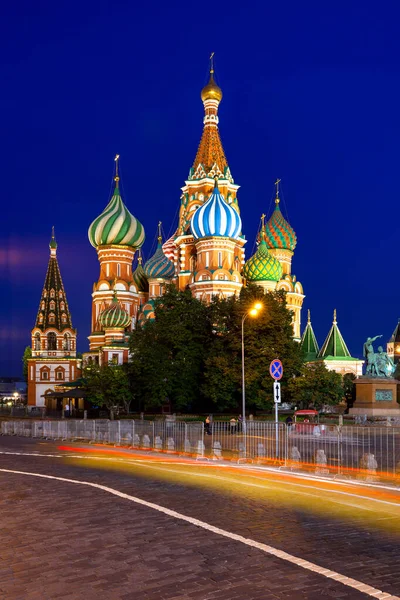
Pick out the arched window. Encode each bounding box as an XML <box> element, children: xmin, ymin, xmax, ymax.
<box><xmin>117</xmin><ymin>263</ymin><xmax>121</xmax><ymax>277</ymax></box>
<box><xmin>60</xmin><ymin>302</ymin><xmax>65</xmax><ymax>311</ymax></box>
<box><xmin>34</xmin><ymin>333</ymin><xmax>40</xmax><ymax>350</ymax></box>
<box><xmin>50</xmin><ymin>300</ymin><xmax>55</xmax><ymax>310</ymax></box>
<box><xmin>41</xmin><ymin>301</ymin><xmax>45</xmax><ymax>310</ymax></box>
<box><xmin>47</xmin><ymin>332</ymin><xmax>57</xmax><ymax>350</ymax></box>
<box><xmin>39</xmin><ymin>314</ymin><xmax>44</xmax><ymax>324</ymax></box>
<box><xmin>50</xmin><ymin>289</ymin><xmax>55</xmax><ymax>298</ymax></box>
<box><xmin>63</xmin><ymin>333</ymin><xmax>70</xmax><ymax>350</ymax></box>
<box><xmin>61</xmin><ymin>313</ymin><xmax>67</xmax><ymax>324</ymax></box>
<box><xmin>49</xmin><ymin>313</ymin><xmax>55</xmax><ymax>324</ymax></box>
<box><xmin>58</xmin><ymin>291</ymin><xmax>63</xmax><ymax>299</ymax></box>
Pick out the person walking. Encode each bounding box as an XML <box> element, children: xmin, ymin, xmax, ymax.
<box><xmin>229</xmin><ymin>417</ymin><xmax>237</xmax><ymax>434</ymax></box>
<box><xmin>205</xmin><ymin>415</ymin><xmax>211</xmax><ymax>435</ymax></box>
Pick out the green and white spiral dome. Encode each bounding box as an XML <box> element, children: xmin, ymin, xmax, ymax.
<box><xmin>88</xmin><ymin>179</ymin><xmax>145</xmax><ymax>249</ymax></box>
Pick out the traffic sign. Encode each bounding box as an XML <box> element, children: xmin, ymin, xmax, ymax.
<box><xmin>273</xmin><ymin>381</ymin><xmax>281</xmax><ymax>404</ymax></box>
<box><xmin>269</xmin><ymin>359</ymin><xmax>283</xmax><ymax>380</ymax></box>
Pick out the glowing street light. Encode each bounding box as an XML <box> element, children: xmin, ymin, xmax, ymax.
<box><xmin>241</xmin><ymin>301</ymin><xmax>263</xmax><ymax>454</ymax></box>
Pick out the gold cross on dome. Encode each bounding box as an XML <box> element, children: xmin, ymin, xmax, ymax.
<box><xmin>210</xmin><ymin>52</ymin><xmax>215</xmax><ymax>73</ymax></box>
<box><xmin>114</xmin><ymin>154</ymin><xmax>120</xmax><ymax>181</ymax></box>
<box><xmin>274</xmin><ymin>178</ymin><xmax>281</xmax><ymax>198</ymax></box>
<box><xmin>260</xmin><ymin>213</ymin><xmax>266</xmax><ymax>227</ymax></box>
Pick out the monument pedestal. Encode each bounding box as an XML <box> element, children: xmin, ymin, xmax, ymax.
<box><xmin>350</xmin><ymin>377</ymin><xmax>400</xmax><ymax>416</ymax></box>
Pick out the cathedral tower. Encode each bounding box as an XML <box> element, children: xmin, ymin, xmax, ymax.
<box><xmin>87</xmin><ymin>156</ymin><xmax>145</xmax><ymax>350</ymax></box>
<box><xmin>174</xmin><ymin>55</ymin><xmax>245</xmax><ymax>298</ymax></box>
<box><xmin>27</xmin><ymin>230</ymin><xmax>80</xmax><ymax>406</ymax></box>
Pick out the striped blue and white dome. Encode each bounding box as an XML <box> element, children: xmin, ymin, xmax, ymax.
<box><xmin>190</xmin><ymin>181</ymin><xmax>242</xmax><ymax>240</ymax></box>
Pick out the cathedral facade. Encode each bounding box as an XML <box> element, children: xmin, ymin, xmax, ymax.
<box><xmin>28</xmin><ymin>60</ymin><xmax>306</xmax><ymax>406</ymax></box>
<box><xmin>84</xmin><ymin>60</ymin><xmax>305</xmax><ymax>363</ymax></box>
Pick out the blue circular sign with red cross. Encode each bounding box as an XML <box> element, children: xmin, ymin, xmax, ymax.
<box><xmin>270</xmin><ymin>359</ymin><xmax>283</xmax><ymax>380</ymax></box>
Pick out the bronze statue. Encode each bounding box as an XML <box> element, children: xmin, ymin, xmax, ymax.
<box><xmin>363</xmin><ymin>335</ymin><xmax>394</xmax><ymax>377</ymax></box>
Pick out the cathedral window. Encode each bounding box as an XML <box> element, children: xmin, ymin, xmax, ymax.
<box><xmin>47</xmin><ymin>332</ymin><xmax>57</xmax><ymax>350</ymax></box>
<box><xmin>59</xmin><ymin>291</ymin><xmax>63</xmax><ymax>299</ymax></box>
<box><xmin>202</xmin><ymin>275</ymin><xmax>211</xmax><ymax>281</ymax></box>
<box><xmin>39</xmin><ymin>314</ymin><xmax>44</xmax><ymax>324</ymax></box>
<box><xmin>106</xmin><ymin>264</ymin><xmax>110</xmax><ymax>277</ymax></box>
<box><xmin>127</xmin><ymin>264</ymin><xmax>130</xmax><ymax>275</ymax></box>
<box><xmin>218</xmin><ymin>252</ymin><xmax>222</xmax><ymax>267</ymax></box>
<box><xmin>40</xmin><ymin>367</ymin><xmax>50</xmax><ymax>381</ymax></box>
<box><xmin>49</xmin><ymin>313</ymin><xmax>55</xmax><ymax>324</ymax></box>
<box><xmin>218</xmin><ymin>275</ymin><xmax>226</xmax><ymax>281</ymax></box>
<box><xmin>41</xmin><ymin>301</ymin><xmax>45</xmax><ymax>310</ymax></box>
<box><xmin>205</xmin><ymin>252</ymin><xmax>210</xmax><ymax>268</ymax></box>
<box><xmin>61</xmin><ymin>313</ymin><xmax>67</xmax><ymax>324</ymax></box>
<box><xmin>50</xmin><ymin>289</ymin><xmax>55</xmax><ymax>298</ymax></box>
<box><xmin>55</xmin><ymin>368</ymin><xmax>65</xmax><ymax>381</ymax></box>
<box><xmin>50</xmin><ymin>300</ymin><xmax>55</xmax><ymax>310</ymax></box>
<box><xmin>117</xmin><ymin>263</ymin><xmax>121</xmax><ymax>277</ymax></box>
<box><xmin>60</xmin><ymin>301</ymin><xmax>65</xmax><ymax>311</ymax></box>
<box><xmin>43</xmin><ymin>290</ymin><xmax>47</xmax><ymax>298</ymax></box>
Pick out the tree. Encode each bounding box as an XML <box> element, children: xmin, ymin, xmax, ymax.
<box><xmin>343</xmin><ymin>373</ymin><xmax>356</xmax><ymax>409</ymax></box>
<box><xmin>129</xmin><ymin>284</ymin><xmax>304</xmax><ymax>414</ymax></box>
<box><xmin>288</xmin><ymin>362</ymin><xmax>344</xmax><ymax>410</ymax></box>
<box><xmin>82</xmin><ymin>363</ymin><xmax>131</xmax><ymax>419</ymax></box>
<box><xmin>202</xmin><ymin>286</ymin><xmax>304</xmax><ymax>412</ymax></box>
<box><xmin>22</xmin><ymin>346</ymin><xmax>32</xmax><ymax>382</ymax></box>
<box><xmin>129</xmin><ymin>286</ymin><xmax>211</xmax><ymax>412</ymax></box>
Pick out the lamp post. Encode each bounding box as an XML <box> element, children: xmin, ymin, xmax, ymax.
<box><xmin>241</xmin><ymin>302</ymin><xmax>263</xmax><ymax>455</ymax></box>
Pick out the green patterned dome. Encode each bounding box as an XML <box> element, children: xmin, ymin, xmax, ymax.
<box><xmin>243</xmin><ymin>239</ymin><xmax>283</xmax><ymax>282</ymax></box>
<box><xmin>265</xmin><ymin>200</ymin><xmax>297</xmax><ymax>251</ymax></box>
<box><xmin>99</xmin><ymin>292</ymin><xmax>131</xmax><ymax>329</ymax></box>
<box><xmin>88</xmin><ymin>180</ymin><xmax>145</xmax><ymax>249</ymax></box>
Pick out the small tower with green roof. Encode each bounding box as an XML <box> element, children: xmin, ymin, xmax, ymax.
<box><xmin>300</xmin><ymin>310</ymin><xmax>319</xmax><ymax>361</ymax></box>
<box><xmin>315</xmin><ymin>309</ymin><xmax>363</xmax><ymax>376</ymax></box>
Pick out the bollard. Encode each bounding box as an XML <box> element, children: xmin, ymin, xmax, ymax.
<box><xmin>184</xmin><ymin>439</ymin><xmax>191</xmax><ymax>454</ymax></box>
<box><xmin>154</xmin><ymin>436</ymin><xmax>163</xmax><ymax>451</ymax></box>
<box><xmin>83</xmin><ymin>410</ymin><xmax>87</xmax><ymax>420</ymax></box>
<box><xmin>142</xmin><ymin>434</ymin><xmax>151</xmax><ymax>449</ymax></box>
<box><xmin>133</xmin><ymin>434</ymin><xmax>140</xmax><ymax>447</ymax></box>
<box><xmin>196</xmin><ymin>440</ymin><xmax>205</xmax><ymax>459</ymax></box>
<box><xmin>289</xmin><ymin>446</ymin><xmax>301</xmax><ymax>470</ymax></box>
<box><xmin>314</xmin><ymin>449</ymin><xmax>329</xmax><ymax>475</ymax></box>
<box><xmin>238</xmin><ymin>442</ymin><xmax>246</xmax><ymax>460</ymax></box>
<box><xmin>167</xmin><ymin>437</ymin><xmax>175</xmax><ymax>452</ymax></box>
<box><xmin>212</xmin><ymin>441</ymin><xmax>222</xmax><ymax>460</ymax></box>
<box><xmin>257</xmin><ymin>443</ymin><xmax>266</xmax><ymax>459</ymax></box>
<box><xmin>359</xmin><ymin>453</ymin><xmax>378</xmax><ymax>482</ymax></box>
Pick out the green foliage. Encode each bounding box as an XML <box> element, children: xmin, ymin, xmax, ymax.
<box><xmin>22</xmin><ymin>346</ymin><xmax>32</xmax><ymax>382</ymax></box>
<box><xmin>288</xmin><ymin>362</ymin><xmax>344</xmax><ymax>410</ymax></box>
<box><xmin>343</xmin><ymin>373</ymin><xmax>356</xmax><ymax>407</ymax></box>
<box><xmin>82</xmin><ymin>363</ymin><xmax>131</xmax><ymax>419</ymax></box>
<box><xmin>129</xmin><ymin>284</ymin><xmax>303</xmax><ymax>413</ymax></box>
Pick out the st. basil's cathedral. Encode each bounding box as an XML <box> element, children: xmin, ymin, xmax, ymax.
<box><xmin>27</xmin><ymin>59</ymin><xmax>307</xmax><ymax>408</ymax></box>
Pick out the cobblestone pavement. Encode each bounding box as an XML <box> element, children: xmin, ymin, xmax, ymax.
<box><xmin>1</xmin><ymin>437</ymin><xmax>400</xmax><ymax>600</ymax></box>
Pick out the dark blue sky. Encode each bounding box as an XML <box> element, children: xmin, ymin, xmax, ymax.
<box><xmin>2</xmin><ymin>0</ymin><xmax>400</xmax><ymax>375</ymax></box>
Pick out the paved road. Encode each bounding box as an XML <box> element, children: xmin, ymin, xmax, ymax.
<box><xmin>1</xmin><ymin>437</ymin><xmax>400</xmax><ymax>600</ymax></box>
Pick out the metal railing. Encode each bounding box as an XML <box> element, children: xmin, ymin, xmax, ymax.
<box><xmin>1</xmin><ymin>419</ymin><xmax>400</xmax><ymax>483</ymax></box>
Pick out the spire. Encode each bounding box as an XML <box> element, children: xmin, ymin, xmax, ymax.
<box><xmin>300</xmin><ymin>310</ymin><xmax>319</xmax><ymax>361</ymax></box>
<box><xmin>191</xmin><ymin>55</ymin><xmax>229</xmax><ymax>181</ymax></box>
<box><xmin>49</xmin><ymin>226</ymin><xmax>57</xmax><ymax>256</ymax></box>
<box><xmin>318</xmin><ymin>309</ymin><xmax>351</xmax><ymax>359</ymax></box>
<box><xmin>35</xmin><ymin>233</ymin><xmax>74</xmax><ymax>332</ymax></box>
<box><xmin>274</xmin><ymin>178</ymin><xmax>281</xmax><ymax>205</ymax></box>
<box><xmin>114</xmin><ymin>154</ymin><xmax>120</xmax><ymax>187</ymax></box>
<box><xmin>389</xmin><ymin>318</ymin><xmax>400</xmax><ymax>343</ymax></box>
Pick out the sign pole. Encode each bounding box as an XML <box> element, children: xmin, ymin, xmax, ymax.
<box><xmin>270</xmin><ymin>360</ymin><xmax>283</xmax><ymax>461</ymax></box>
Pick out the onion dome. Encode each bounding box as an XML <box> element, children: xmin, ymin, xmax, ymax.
<box><xmin>190</xmin><ymin>179</ymin><xmax>242</xmax><ymax>239</ymax></box>
<box><xmin>265</xmin><ymin>182</ymin><xmax>297</xmax><ymax>251</ymax></box>
<box><xmin>162</xmin><ymin>234</ymin><xmax>176</xmax><ymax>262</ymax></box>
<box><xmin>132</xmin><ymin>251</ymin><xmax>149</xmax><ymax>292</ymax></box>
<box><xmin>144</xmin><ymin>225</ymin><xmax>175</xmax><ymax>279</ymax></box>
<box><xmin>243</xmin><ymin>238</ymin><xmax>283</xmax><ymax>282</ymax></box>
<box><xmin>201</xmin><ymin>53</ymin><xmax>222</xmax><ymax>103</ymax></box>
<box><xmin>98</xmin><ymin>291</ymin><xmax>131</xmax><ymax>329</ymax></box>
<box><xmin>88</xmin><ymin>156</ymin><xmax>145</xmax><ymax>249</ymax></box>
<box><xmin>243</xmin><ymin>217</ymin><xmax>283</xmax><ymax>282</ymax></box>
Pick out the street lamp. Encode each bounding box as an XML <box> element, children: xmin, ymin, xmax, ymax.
<box><xmin>241</xmin><ymin>301</ymin><xmax>263</xmax><ymax>444</ymax></box>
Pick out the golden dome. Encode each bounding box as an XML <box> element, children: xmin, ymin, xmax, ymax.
<box><xmin>201</xmin><ymin>72</ymin><xmax>223</xmax><ymax>103</ymax></box>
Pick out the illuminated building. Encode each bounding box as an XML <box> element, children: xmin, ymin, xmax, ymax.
<box><xmin>27</xmin><ymin>229</ymin><xmax>81</xmax><ymax>407</ymax></box>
